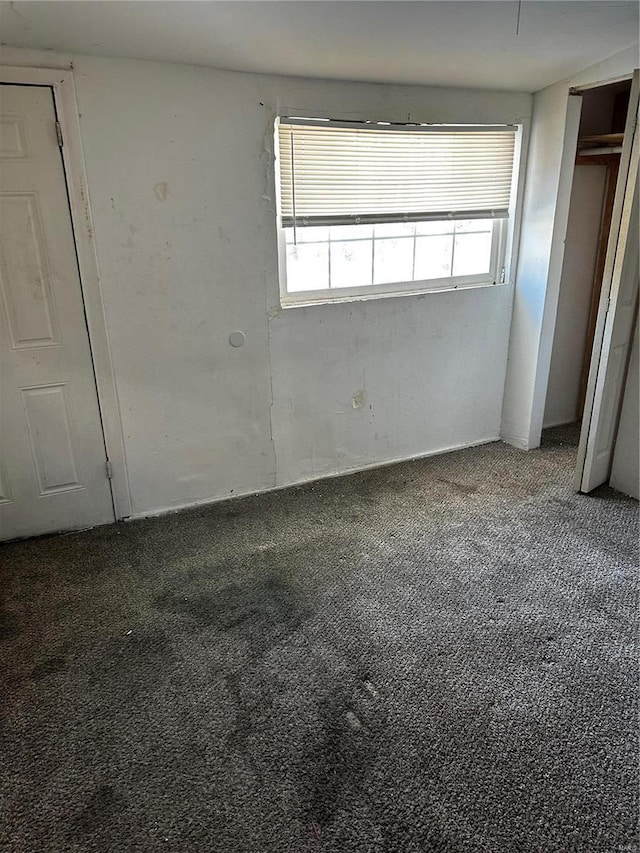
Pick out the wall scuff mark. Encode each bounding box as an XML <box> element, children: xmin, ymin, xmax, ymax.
<box><xmin>153</xmin><ymin>182</ymin><xmax>169</xmax><ymax>201</ymax></box>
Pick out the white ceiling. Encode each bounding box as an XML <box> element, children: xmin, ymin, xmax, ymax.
<box><xmin>0</xmin><ymin>1</ymin><xmax>638</xmax><ymax>92</ymax></box>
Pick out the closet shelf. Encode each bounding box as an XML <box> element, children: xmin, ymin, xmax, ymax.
<box><xmin>577</xmin><ymin>132</ymin><xmax>624</xmax><ymax>151</ymax></box>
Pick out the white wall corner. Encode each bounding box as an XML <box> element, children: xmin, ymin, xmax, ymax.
<box><xmin>528</xmin><ymin>93</ymin><xmax>584</xmax><ymax>444</ymax></box>
<box><xmin>500</xmin><ymin>83</ymin><xmax>582</xmax><ymax>450</ymax></box>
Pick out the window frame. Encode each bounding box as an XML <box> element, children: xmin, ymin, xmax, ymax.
<box><xmin>274</xmin><ymin>117</ymin><xmax>520</xmax><ymax>308</ymax></box>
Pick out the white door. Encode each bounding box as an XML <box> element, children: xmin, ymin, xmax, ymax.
<box><xmin>576</xmin><ymin>72</ymin><xmax>640</xmax><ymax>493</ymax></box>
<box><xmin>610</xmin><ymin>313</ymin><xmax>639</xmax><ymax>498</ymax></box>
<box><xmin>0</xmin><ymin>84</ymin><xmax>114</xmax><ymax>540</ymax></box>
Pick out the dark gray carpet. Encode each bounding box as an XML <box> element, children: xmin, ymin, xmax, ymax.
<box><xmin>1</xmin><ymin>426</ymin><xmax>638</xmax><ymax>853</ymax></box>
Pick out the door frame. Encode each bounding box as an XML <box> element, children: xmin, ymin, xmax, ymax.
<box><xmin>512</xmin><ymin>69</ymin><xmax>636</xmax><ymax>452</ymax></box>
<box><xmin>1</xmin><ymin>65</ymin><xmax>132</xmax><ymax>520</ymax></box>
<box><xmin>573</xmin><ymin>70</ymin><xmax>639</xmax><ymax>491</ymax></box>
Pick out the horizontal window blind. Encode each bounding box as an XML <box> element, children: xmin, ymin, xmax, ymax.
<box><xmin>278</xmin><ymin>120</ymin><xmax>517</xmax><ymax>227</ymax></box>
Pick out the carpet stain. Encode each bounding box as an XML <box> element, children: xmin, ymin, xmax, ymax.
<box><xmin>437</xmin><ymin>477</ymin><xmax>479</xmax><ymax>494</ymax></box>
<box><xmin>303</xmin><ymin>696</ymin><xmax>370</xmax><ymax>826</ymax></box>
<box><xmin>155</xmin><ymin>570</ymin><xmax>312</xmax><ymax>655</ymax></box>
<box><xmin>67</xmin><ymin>784</ymin><xmax>126</xmax><ymax>839</ymax></box>
<box><xmin>30</xmin><ymin>656</ymin><xmax>67</xmax><ymax>679</ymax></box>
<box><xmin>301</xmin><ymin>677</ymin><xmax>390</xmax><ymax>829</ymax></box>
<box><xmin>0</xmin><ymin>601</ymin><xmax>19</xmax><ymax>641</ymax></box>
<box><xmin>153</xmin><ymin>539</ymin><xmax>328</xmax><ymax>656</ymax></box>
<box><xmin>225</xmin><ymin>668</ymin><xmax>279</xmax><ymax>760</ymax></box>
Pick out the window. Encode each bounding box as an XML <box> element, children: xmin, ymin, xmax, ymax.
<box><xmin>275</xmin><ymin>119</ymin><xmax>518</xmax><ymax>305</ymax></box>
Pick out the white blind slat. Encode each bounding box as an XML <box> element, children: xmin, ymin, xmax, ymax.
<box><xmin>278</xmin><ymin>121</ymin><xmax>517</xmax><ymax>225</ymax></box>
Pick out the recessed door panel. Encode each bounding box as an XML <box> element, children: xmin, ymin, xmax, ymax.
<box><xmin>22</xmin><ymin>384</ymin><xmax>82</xmax><ymax>495</ymax></box>
<box><xmin>0</xmin><ymin>458</ymin><xmax>12</xmax><ymax>505</ymax></box>
<box><xmin>0</xmin><ymin>192</ymin><xmax>59</xmax><ymax>348</ymax></box>
<box><xmin>0</xmin><ymin>115</ymin><xmax>28</xmax><ymax>158</ymax></box>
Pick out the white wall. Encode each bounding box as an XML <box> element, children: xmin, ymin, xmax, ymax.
<box><xmin>501</xmin><ymin>47</ymin><xmax>638</xmax><ymax>450</ymax></box>
<box><xmin>1</xmin><ymin>47</ymin><xmax>531</xmax><ymax>517</ymax></box>
<box><xmin>543</xmin><ymin>165</ymin><xmax>607</xmax><ymax>428</ymax></box>
<box><xmin>610</xmin><ymin>313</ymin><xmax>639</xmax><ymax>499</ymax></box>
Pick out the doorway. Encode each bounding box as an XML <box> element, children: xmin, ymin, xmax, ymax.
<box><xmin>0</xmin><ymin>83</ymin><xmax>115</xmax><ymax>539</ymax></box>
<box><xmin>542</xmin><ymin>72</ymin><xmax>639</xmax><ymax>497</ymax></box>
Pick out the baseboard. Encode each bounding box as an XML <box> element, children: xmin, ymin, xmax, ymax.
<box><xmin>542</xmin><ymin>417</ymin><xmax>579</xmax><ymax>430</ymax></box>
<box><xmin>126</xmin><ymin>434</ymin><xmax>500</xmax><ymax>522</ymax></box>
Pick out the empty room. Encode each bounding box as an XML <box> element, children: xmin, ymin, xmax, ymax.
<box><xmin>0</xmin><ymin>2</ymin><xmax>638</xmax><ymax>851</ymax></box>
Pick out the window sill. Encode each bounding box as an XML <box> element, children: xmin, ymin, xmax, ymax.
<box><xmin>280</xmin><ymin>278</ymin><xmax>505</xmax><ymax>309</ymax></box>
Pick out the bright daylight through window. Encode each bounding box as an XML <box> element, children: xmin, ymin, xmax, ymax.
<box><xmin>276</xmin><ymin>119</ymin><xmax>518</xmax><ymax>305</ymax></box>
